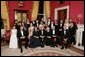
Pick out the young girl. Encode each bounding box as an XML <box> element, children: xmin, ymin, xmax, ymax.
<box><xmin>9</xmin><ymin>25</ymin><xmax>18</xmax><ymax>48</ymax></box>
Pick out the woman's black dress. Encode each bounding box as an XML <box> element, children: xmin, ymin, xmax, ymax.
<box><xmin>29</xmin><ymin>30</ymin><xmax>40</xmax><ymax>48</ymax></box>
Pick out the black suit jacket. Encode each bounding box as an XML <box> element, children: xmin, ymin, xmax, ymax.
<box><xmin>17</xmin><ymin>29</ymin><xmax>26</xmax><ymax>39</ymax></box>
<box><xmin>35</xmin><ymin>22</ymin><xmax>39</xmax><ymax>27</ymax></box>
<box><xmin>61</xmin><ymin>29</ymin><xmax>70</xmax><ymax>38</ymax></box>
<box><xmin>51</xmin><ymin>29</ymin><xmax>57</xmax><ymax>36</ymax></box>
<box><xmin>32</xmin><ymin>21</ymin><xmax>36</xmax><ymax>26</ymax></box>
<box><xmin>39</xmin><ymin>30</ymin><xmax>46</xmax><ymax>36</ymax></box>
<box><xmin>55</xmin><ymin>24</ymin><xmax>59</xmax><ymax>35</ymax></box>
<box><xmin>45</xmin><ymin>30</ymin><xmax>51</xmax><ymax>36</ymax></box>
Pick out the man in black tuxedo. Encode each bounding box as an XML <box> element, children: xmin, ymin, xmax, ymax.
<box><xmin>35</xmin><ymin>20</ymin><xmax>39</xmax><ymax>27</ymax></box>
<box><xmin>55</xmin><ymin>20</ymin><xmax>59</xmax><ymax>35</ymax></box>
<box><xmin>61</xmin><ymin>25</ymin><xmax>70</xmax><ymax>49</ymax></box>
<box><xmin>24</xmin><ymin>20</ymin><xmax>30</xmax><ymax>37</ymax></box>
<box><xmin>17</xmin><ymin>26</ymin><xmax>28</xmax><ymax>53</ymax></box>
<box><xmin>58</xmin><ymin>20</ymin><xmax>64</xmax><ymax>45</ymax></box>
<box><xmin>16</xmin><ymin>21</ymin><xmax>21</xmax><ymax>31</ymax></box>
<box><xmin>32</xmin><ymin>20</ymin><xmax>36</xmax><ymax>26</ymax></box>
<box><xmin>39</xmin><ymin>27</ymin><xmax>46</xmax><ymax>47</ymax></box>
<box><xmin>54</xmin><ymin>20</ymin><xmax>60</xmax><ymax>45</ymax></box>
<box><xmin>45</xmin><ymin>26</ymin><xmax>52</xmax><ymax>46</ymax></box>
<box><xmin>51</xmin><ymin>26</ymin><xmax>58</xmax><ymax>47</ymax></box>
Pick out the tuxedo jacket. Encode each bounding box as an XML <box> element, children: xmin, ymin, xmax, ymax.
<box><xmin>50</xmin><ymin>23</ymin><xmax>55</xmax><ymax>29</ymax></box>
<box><xmin>47</xmin><ymin>21</ymin><xmax>51</xmax><ymax>28</ymax></box>
<box><xmin>17</xmin><ymin>29</ymin><xmax>26</xmax><ymax>39</ymax></box>
<box><xmin>45</xmin><ymin>30</ymin><xmax>52</xmax><ymax>36</ymax></box>
<box><xmin>61</xmin><ymin>29</ymin><xmax>70</xmax><ymax>38</ymax></box>
<box><xmin>51</xmin><ymin>29</ymin><xmax>57</xmax><ymax>35</ymax></box>
<box><xmin>55</xmin><ymin>24</ymin><xmax>59</xmax><ymax>35</ymax></box>
<box><xmin>35</xmin><ymin>22</ymin><xmax>39</xmax><ymax>27</ymax></box>
<box><xmin>39</xmin><ymin>30</ymin><xmax>46</xmax><ymax>36</ymax></box>
<box><xmin>16</xmin><ymin>25</ymin><xmax>21</xmax><ymax>31</ymax></box>
<box><xmin>22</xmin><ymin>25</ymin><xmax>29</xmax><ymax>37</ymax></box>
<box><xmin>32</xmin><ymin>21</ymin><xmax>36</xmax><ymax>26</ymax></box>
<box><xmin>55</xmin><ymin>24</ymin><xmax>59</xmax><ymax>31</ymax></box>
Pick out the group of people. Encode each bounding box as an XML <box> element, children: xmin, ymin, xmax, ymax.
<box><xmin>8</xmin><ymin>18</ymin><xmax>78</xmax><ymax>53</ymax></box>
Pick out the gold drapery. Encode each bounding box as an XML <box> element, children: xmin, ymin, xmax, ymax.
<box><xmin>1</xmin><ymin>1</ymin><xmax>10</xmax><ymax>30</ymax></box>
<box><xmin>31</xmin><ymin>1</ymin><xmax>39</xmax><ymax>21</ymax></box>
<box><xmin>44</xmin><ymin>1</ymin><xmax>50</xmax><ymax>19</ymax></box>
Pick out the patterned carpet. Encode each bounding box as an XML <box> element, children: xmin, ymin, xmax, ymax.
<box><xmin>1</xmin><ymin>46</ymin><xmax>84</xmax><ymax>56</ymax></box>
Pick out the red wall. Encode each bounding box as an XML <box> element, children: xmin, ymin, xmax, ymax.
<box><xmin>8</xmin><ymin>1</ymin><xmax>33</xmax><ymax>28</ymax></box>
<box><xmin>50</xmin><ymin>1</ymin><xmax>84</xmax><ymax>24</ymax></box>
<box><xmin>70</xmin><ymin>1</ymin><xmax>84</xmax><ymax>24</ymax></box>
<box><xmin>50</xmin><ymin>1</ymin><xmax>70</xmax><ymax>22</ymax></box>
<box><xmin>8</xmin><ymin>1</ymin><xmax>84</xmax><ymax>29</ymax></box>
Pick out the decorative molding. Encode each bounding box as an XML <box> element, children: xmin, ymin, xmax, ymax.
<box><xmin>18</xmin><ymin>1</ymin><xmax>24</xmax><ymax>7</ymax></box>
<box><xmin>55</xmin><ymin>6</ymin><xmax>69</xmax><ymax>21</ymax></box>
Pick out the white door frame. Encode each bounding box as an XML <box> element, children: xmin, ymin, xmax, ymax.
<box><xmin>55</xmin><ymin>6</ymin><xmax>69</xmax><ymax>21</ymax></box>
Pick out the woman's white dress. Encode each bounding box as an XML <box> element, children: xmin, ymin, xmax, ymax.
<box><xmin>9</xmin><ymin>29</ymin><xmax>18</xmax><ymax>48</ymax></box>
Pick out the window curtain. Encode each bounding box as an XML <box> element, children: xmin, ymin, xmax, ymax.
<box><xmin>31</xmin><ymin>1</ymin><xmax>39</xmax><ymax>21</ymax></box>
<box><xmin>1</xmin><ymin>1</ymin><xmax>10</xmax><ymax>30</ymax></box>
<box><xmin>44</xmin><ymin>1</ymin><xmax>50</xmax><ymax>19</ymax></box>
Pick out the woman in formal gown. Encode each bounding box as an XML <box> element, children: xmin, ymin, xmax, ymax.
<box><xmin>28</xmin><ymin>23</ymin><xmax>34</xmax><ymax>46</ymax></box>
<box><xmin>28</xmin><ymin>23</ymin><xmax>34</xmax><ymax>38</ymax></box>
<box><xmin>9</xmin><ymin>25</ymin><xmax>18</xmax><ymax>48</ymax></box>
<box><xmin>45</xmin><ymin>26</ymin><xmax>52</xmax><ymax>46</ymax></box>
<box><xmin>29</xmin><ymin>27</ymin><xmax>40</xmax><ymax>48</ymax></box>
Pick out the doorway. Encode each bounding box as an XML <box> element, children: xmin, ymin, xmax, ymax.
<box><xmin>58</xmin><ymin>9</ymin><xmax>67</xmax><ymax>24</ymax></box>
<box><xmin>55</xmin><ymin>6</ymin><xmax>69</xmax><ymax>23</ymax></box>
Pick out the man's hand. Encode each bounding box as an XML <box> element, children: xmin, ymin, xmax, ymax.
<box><xmin>40</xmin><ymin>36</ymin><xmax>44</xmax><ymax>38</ymax></box>
<box><xmin>64</xmin><ymin>38</ymin><xmax>68</xmax><ymax>41</ymax></box>
<box><xmin>34</xmin><ymin>36</ymin><xmax>38</xmax><ymax>38</ymax></box>
<box><xmin>52</xmin><ymin>35</ymin><xmax>56</xmax><ymax>37</ymax></box>
<box><xmin>47</xmin><ymin>36</ymin><xmax>51</xmax><ymax>38</ymax></box>
<box><xmin>34</xmin><ymin>36</ymin><xmax>36</xmax><ymax>38</ymax></box>
<box><xmin>21</xmin><ymin>36</ymin><xmax>25</xmax><ymax>39</ymax></box>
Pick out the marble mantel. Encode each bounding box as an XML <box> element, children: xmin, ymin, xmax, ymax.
<box><xmin>74</xmin><ymin>24</ymin><xmax>84</xmax><ymax>50</ymax></box>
